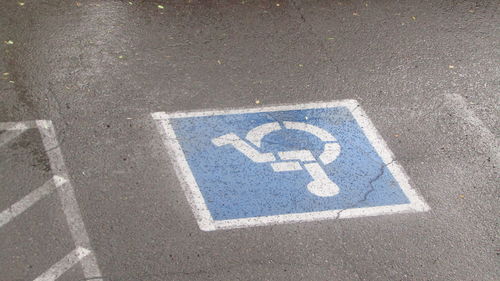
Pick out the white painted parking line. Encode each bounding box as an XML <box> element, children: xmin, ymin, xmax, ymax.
<box><xmin>0</xmin><ymin>123</ymin><xmax>27</xmax><ymax>147</ymax></box>
<box><xmin>152</xmin><ymin>116</ymin><xmax>216</xmax><ymax>230</ymax></box>
<box><xmin>0</xmin><ymin>120</ymin><xmax>103</xmax><ymax>281</ymax></box>
<box><xmin>36</xmin><ymin>120</ymin><xmax>103</xmax><ymax>280</ymax></box>
<box><xmin>33</xmin><ymin>247</ymin><xmax>90</xmax><ymax>281</ymax></box>
<box><xmin>0</xmin><ymin>176</ymin><xmax>66</xmax><ymax>228</ymax></box>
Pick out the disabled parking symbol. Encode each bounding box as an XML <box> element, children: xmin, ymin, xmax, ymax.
<box><xmin>212</xmin><ymin>121</ymin><xmax>341</xmax><ymax>197</ymax></box>
<box><xmin>152</xmin><ymin>100</ymin><xmax>429</xmax><ymax>231</ymax></box>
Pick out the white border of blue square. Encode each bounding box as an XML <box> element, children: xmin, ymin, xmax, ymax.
<box><xmin>152</xmin><ymin>100</ymin><xmax>430</xmax><ymax>231</ymax></box>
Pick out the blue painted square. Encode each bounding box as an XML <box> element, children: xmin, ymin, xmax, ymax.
<box><xmin>169</xmin><ymin>106</ymin><xmax>410</xmax><ymax>221</ymax></box>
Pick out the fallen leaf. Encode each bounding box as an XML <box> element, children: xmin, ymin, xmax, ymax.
<box><xmin>459</xmin><ymin>194</ymin><xmax>465</xmax><ymax>199</ymax></box>
<box><xmin>353</xmin><ymin>12</ymin><xmax>359</xmax><ymax>16</ymax></box>
<box><xmin>255</xmin><ymin>100</ymin><xmax>260</xmax><ymax>104</ymax></box>
<box><xmin>158</xmin><ymin>5</ymin><xmax>164</xmax><ymax>9</ymax></box>
<box><xmin>128</xmin><ymin>1</ymin><xmax>133</xmax><ymax>5</ymax></box>
<box><xmin>217</xmin><ymin>60</ymin><xmax>222</xmax><ymax>65</ymax></box>
<box><xmin>9</xmin><ymin>80</ymin><xmax>15</xmax><ymax>84</ymax></box>
<box><xmin>298</xmin><ymin>64</ymin><xmax>303</xmax><ymax>67</ymax></box>
<box><xmin>18</xmin><ymin>2</ymin><xmax>25</xmax><ymax>6</ymax></box>
<box><xmin>412</xmin><ymin>16</ymin><xmax>416</xmax><ymax>21</ymax></box>
<box><xmin>118</xmin><ymin>55</ymin><xmax>124</xmax><ymax>59</ymax></box>
<box><xmin>449</xmin><ymin>65</ymin><xmax>455</xmax><ymax>69</ymax></box>
<box><xmin>75</xmin><ymin>2</ymin><xmax>82</xmax><ymax>7</ymax></box>
<box><xmin>276</xmin><ymin>3</ymin><xmax>280</xmax><ymax>7</ymax></box>
<box><xmin>4</xmin><ymin>40</ymin><xmax>14</xmax><ymax>45</ymax></box>
<box><xmin>327</xmin><ymin>37</ymin><xmax>335</xmax><ymax>40</ymax></box>
<box><xmin>2</xmin><ymin>72</ymin><xmax>9</xmax><ymax>76</ymax></box>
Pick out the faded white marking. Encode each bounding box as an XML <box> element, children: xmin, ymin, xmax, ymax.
<box><xmin>151</xmin><ymin>99</ymin><xmax>430</xmax><ymax>231</ymax></box>
<box><xmin>0</xmin><ymin>176</ymin><xmax>66</xmax><ymax>228</ymax></box>
<box><xmin>246</xmin><ymin>122</ymin><xmax>281</xmax><ymax>148</ymax></box>
<box><xmin>33</xmin><ymin>247</ymin><xmax>90</xmax><ymax>281</ymax></box>
<box><xmin>444</xmin><ymin>93</ymin><xmax>499</xmax><ymax>166</ymax></box>
<box><xmin>278</xmin><ymin>150</ymin><xmax>315</xmax><ymax>162</ymax></box>
<box><xmin>283</xmin><ymin>121</ymin><xmax>337</xmax><ymax>142</ymax></box>
<box><xmin>0</xmin><ymin>121</ymin><xmax>37</xmax><ymax>130</ymax></box>
<box><xmin>271</xmin><ymin>161</ymin><xmax>302</xmax><ymax>172</ymax></box>
<box><xmin>36</xmin><ymin>120</ymin><xmax>102</xmax><ymax>280</ymax></box>
<box><xmin>0</xmin><ymin>123</ymin><xmax>27</xmax><ymax>147</ymax></box>
<box><xmin>212</xmin><ymin>133</ymin><xmax>276</xmax><ymax>163</ymax></box>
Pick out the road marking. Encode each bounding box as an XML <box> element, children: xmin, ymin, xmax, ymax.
<box><xmin>153</xmin><ymin>100</ymin><xmax>430</xmax><ymax>231</ymax></box>
<box><xmin>153</xmin><ymin>116</ymin><xmax>216</xmax><ymax>230</ymax></box>
<box><xmin>36</xmin><ymin>120</ymin><xmax>103</xmax><ymax>281</ymax></box>
<box><xmin>271</xmin><ymin>161</ymin><xmax>302</xmax><ymax>172</ymax></box>
<box><xmin>33</xmin><ymin>247</ymin><xmax>90</xmax><ymax>281</ymax></box>
<box><xmin>0</xmin><ymin>176</ymin><xmax>66</xmax><ymax>228</ymax></box>
<box><xmin>278</xmin><ymin>150</ymin><xmax>316</xmax><ymax>162</ymax></box>
<box><xmin>246</xmin><ymin>122</ymin><xmax>281</xmax><ymax>147</ymax></box>
<box><xmin>319</xmin><ymin>142</ymin><xmax>341</xmax><ymax>164</ymax></box>
<box><xmin>283</xmin><ymin>121</ymin><xmax>337</xmax><ymax>142</ymax></box>
<box><xmin>303</xmin><ymin>162</ymin><xmax>340</xmax><ymax>197</ymax></box>
<box><xmin>444</xmin><ymin>93</ymin><xmax>499</xmax><ymax>166</ymax></box>
<box><xmin>0</xmin><ymin>121</ymin><xmax>37</xmax><ymax>130</ymax></box>
<box><xmin>0</xmin><ymin>123</ymin><xmax>27</xmax><ymax>147</ymax></box>
<box><xmin>212</xmin><ymin>133</ymin><xmax>276</xmax><ymax>163</ymax></box>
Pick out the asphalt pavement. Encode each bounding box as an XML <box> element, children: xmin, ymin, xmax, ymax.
<box><xmin>1</xmin><ymin>0</ymin><xmax>498</xmax><ymax>280</ymax></box>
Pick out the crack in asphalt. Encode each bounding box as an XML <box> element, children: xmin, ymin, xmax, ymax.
<box><xmin>335</xmin><ymin>159</ymin><xmax>395</xmax><ymax>220</ymax></box>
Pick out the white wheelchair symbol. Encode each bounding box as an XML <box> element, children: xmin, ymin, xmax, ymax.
<box><xmin>212</xmin><ymin>121</ymin><xmax>341</xmax><ymax>197</ymax></box>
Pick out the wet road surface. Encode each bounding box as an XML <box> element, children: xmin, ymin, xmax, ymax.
<box><xmin>1</xmin><ymin>1</ymin><xmax>499</xmax><ymax>280</ymax></box>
